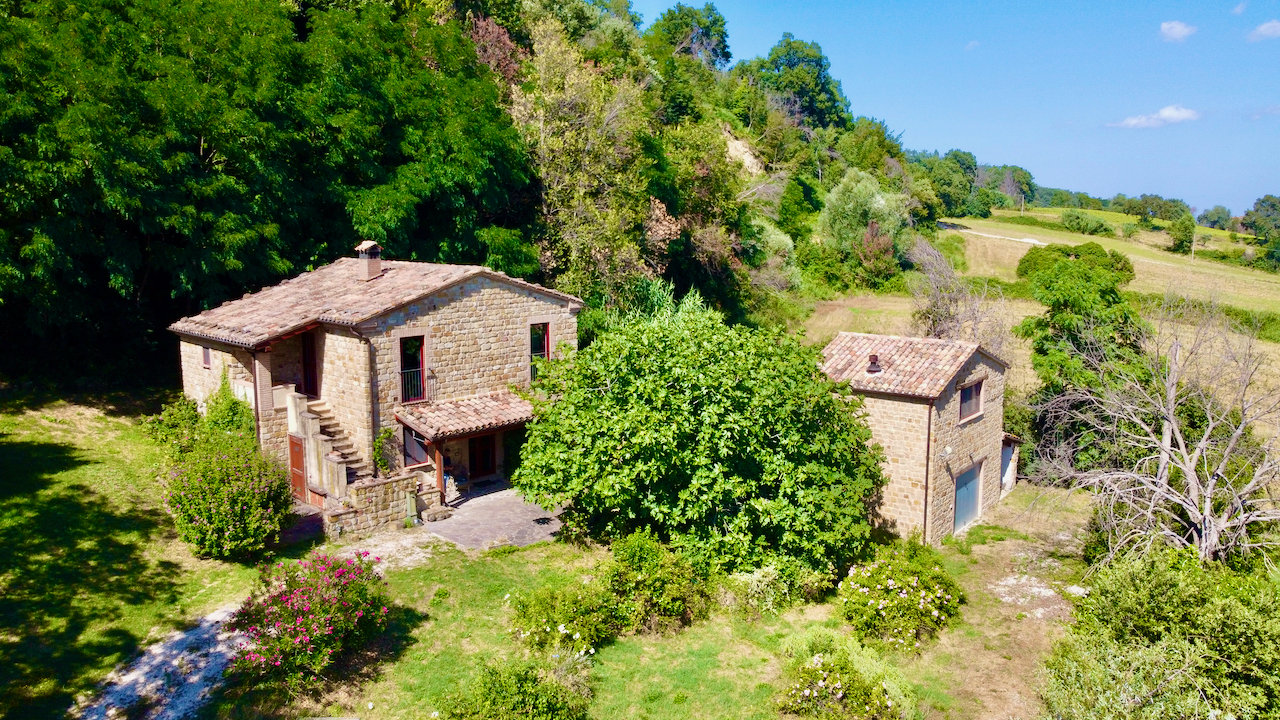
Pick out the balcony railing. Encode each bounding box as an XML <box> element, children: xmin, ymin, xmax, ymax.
<box><xmin>401</xmin><ymin>367</ymin><xmax>435</xmax><ymax>403</ymax></box>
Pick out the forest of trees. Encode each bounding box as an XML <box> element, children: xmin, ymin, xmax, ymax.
<box><xmin>1</xmin><ymin>0</ymin><xmax>1275</xmax><ymax>380</ymax></box>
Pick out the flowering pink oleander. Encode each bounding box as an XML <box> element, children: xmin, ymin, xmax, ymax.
<box><xmin>227</xmin><ymin>550</ymin><xmax>390</xmax><ymax>688</ymax></box>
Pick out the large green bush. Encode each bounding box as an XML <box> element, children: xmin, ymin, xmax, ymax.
<box><xmin>229</xmin><ymin>551</ymin><xmax>390</xmax><ymax>690</ymax></box>
<box><xmin>440</xmin><ymin>659</ymin><xmax>590</xmax><ymax>720</ymax></box>
<box><xmin>512</xmin><ymin>297</ymin><xmax>885</xmax><ymax>574</ymax></box>
<box><xmin>837</xmin><ymin>541</ymin><xmax>964</xmax><ymax>650</ymax></box>
<box><xmin>165</xmin><ymin>444</ymin><xmax>293</xmax><ymax>560</ymax></box>
<box><xmin>777</xmin><ymin>628</ymin><xmax>917</xmax><ymax>719</ymax></box>
<box><xmin>1060</xmin><ymin>209</ymin><xmax>1114</xmax><ymax>237</ymax></box>
<box><xmin>1015</xmin><ymin>241</ymin><xmax>1134</xmax><ymax>286</ymax></box>
<box><xmin>1043</xmin><ymin>548</ymin><xmax>1280</xmax><ymax>719</ymax></box>
<box><xmin>510</xmin><ymin>531</ymin><xmax>712</xmax><ymax>652</ymax></box>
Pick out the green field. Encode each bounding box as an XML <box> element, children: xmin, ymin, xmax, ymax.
<box><xmin>0</xmin><ymin>392</ymin><xmax>262</xmax><ymax>719</ymax></box>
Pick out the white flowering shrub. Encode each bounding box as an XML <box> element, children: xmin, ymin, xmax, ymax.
<box><xmin>777</xmin><ymin>628</ymin><xmax>916</xmax><ymax>719</ymax></box>
<box><xmin>508</xmin><ymin>582</ymin><xmax>620</xmax><ymax>654</ymax></box>
<box><xmin>837</xmin><ymin>541</ymin><xmax>964</xmax><ymax>649</ymax></box>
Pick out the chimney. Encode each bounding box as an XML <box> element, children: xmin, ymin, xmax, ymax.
<box><xmin>867</xmin><ymin>354</ymin><xmax>882</xmax><ymax>374</ymax></box>
<box><xmin>355</xmin><ymin>240</ymin><xmax>382</xmax><ymax>281</ymax></box>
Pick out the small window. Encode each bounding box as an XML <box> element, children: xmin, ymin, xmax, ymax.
<box><xmin>201</xmin><ymin>346</ymin><xmax>211</xmax><ymax>369</ymax></box>
<box><xmin>959</xmin><ymin>380</ymin><xmax>983</xmax><ymax>421</ymax></box>
<box><xmin>403</xmin><ymin>427</ymin><xmax>429</xmax><ymax>467</ymax></box>
<box><xmin>530</xmin><ymin>323</ymin><xmax>549</xmax><ymax>381</ymax></box>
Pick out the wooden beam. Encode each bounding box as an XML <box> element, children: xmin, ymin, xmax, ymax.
<box><xmin>434</xmin><ymin>442</ymin><xmax>445</xmax><ymax>505</ymax></box>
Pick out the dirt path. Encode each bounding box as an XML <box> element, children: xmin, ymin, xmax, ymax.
<box><xmin>72</xmin><ymin>606</ymin><xmax>242</xmax><ymax>720</ymax></box>
<box><xmin>71</xmin><ymin>528</ymin><xmax>451</xmax><ymax>720</ymax></box>
<box><xmin>903</xmin><ymin>486</ymin><xmax>1090</xmax><ymax>720</ymax></box>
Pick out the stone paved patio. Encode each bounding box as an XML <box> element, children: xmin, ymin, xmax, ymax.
<box><xmin>426</xmin><ymin>484</ymin><xmax>561</xmax><ymax>549</ymax></box>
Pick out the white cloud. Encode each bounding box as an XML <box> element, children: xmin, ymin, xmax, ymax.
<box><xmin>1250</xmin><ymin>105</ymin><xmax>1280</xmax><ymax>120</ymax></box>
<box><xmin>1233</xmin><ymin>2</ymin><xmax>1247</xmax><ymax>15</ymax></box>
<box><xmin>1110</xmin><ymin>105</ymin><xmax>1201</xmax><ymax>129</ymax></box>
<box><xmin>1160</xmin><ymin>20</ymin><xmax>1197</xmax><ymax>41</ymax></box>
<box><xmin>1248</xmin><ymin>19</ymin><xmax>1280</xmax><ymax>40</ymax></box>
<box><xmin>964</xmin><ymin>40</ymin><xmax>980</xmax><ymax>51</ymax></box>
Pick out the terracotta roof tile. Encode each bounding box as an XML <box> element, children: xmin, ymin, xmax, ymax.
<box><xmin>168</xmin><ymin>258</ymin><xmax>582</xmax><ymax>348</ymax></box>
<box><xmin>394</xmin><ymin>390</ymin><xmax>533</xmax><ymax>442</ymax></box>
<box><xmin>821</xmin><ymin>332</ymin><xmax>1002</xmax><ymax>399</ymax></box>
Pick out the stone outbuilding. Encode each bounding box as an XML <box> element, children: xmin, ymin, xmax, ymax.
<box><xmin>169</xmin><ymin>242</ymin><xmax>582</xmax><ymax>535</ymax></box>
<box><xmin>821</xmin><ymin>332</ymin><xmax>1020</xmax><ymax>542</ymax></box>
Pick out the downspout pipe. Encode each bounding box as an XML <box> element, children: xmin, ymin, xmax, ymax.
<box><xmin>922</xmin><ymin>399</ymin><xmax>934</xmax><ymax>544</ymax></box>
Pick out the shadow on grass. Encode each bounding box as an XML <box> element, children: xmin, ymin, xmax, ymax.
<box><xmin>0</xmin><ymin>381</ymin><xmax>177</xmax><ymax>418</ymax></box>
<box><xmin>0</xmin><ymin>437</ymin><xmax>181</xmax><ymax>720</ymax></box>
<box><xmin>202</xmin><ymin>605</ymin><xmax>429</xmax><ymax>719</ymax></box>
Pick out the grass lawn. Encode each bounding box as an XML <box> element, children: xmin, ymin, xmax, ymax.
<box><xmin>0</xmin><ymin>391</ymin><xmax>262</xmax><ymax>719</ymax></box>
<box><xmin>200</xmin><ymin>486</ymin><xmax>1090</xmax><ymax>720</ymax></box>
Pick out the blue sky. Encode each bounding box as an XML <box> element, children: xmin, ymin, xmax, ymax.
<box><xmin>630</xmin><ymin>0</ymin><xmax>1280</xmax><ymax>215</ymax></box>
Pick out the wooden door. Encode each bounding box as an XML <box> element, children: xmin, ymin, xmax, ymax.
<box><xmin>288</xmin><ymin>434</ymin><xmax>306</xmax><ymax>499</ymax></box>
<box><xmin>468</xmin><ymin>434</ymin><xmax>496</xmax><ymax>477</ymax></box>
<box><xmin>953</xmin><ymin>463</ymin><xmax>981</xmax><ymax>531</ymax></box>
<box><xmin>300</xmin><ymin>332</ymin><xmax>319</xmax><ymax>398</ymax></box>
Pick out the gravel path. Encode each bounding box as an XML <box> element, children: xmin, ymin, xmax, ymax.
<box><xmin>72</xmin><ymin>606</ymin><xmax>242</xmax><ymax>720</ymax></box>
<box><xmin>72</xmin><ymin>489</ymin><xmax>557</xmax><ymax>718</ymax></box>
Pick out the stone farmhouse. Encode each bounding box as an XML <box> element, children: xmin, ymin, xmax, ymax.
<box><xmin>822</xmin><ymin>332</ymin><xmax>1020</xmax><ymax>542</ymax></box>
<box><xmin>169</xmin><ymin>242</ymin><xmax>581</xmax><ymax>534</ymax></box>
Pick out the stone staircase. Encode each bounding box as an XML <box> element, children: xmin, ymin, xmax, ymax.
<box><xmin>307</xmin><ymin>399</ymin><xmax>373</xmax><ymax>483</ymax></box>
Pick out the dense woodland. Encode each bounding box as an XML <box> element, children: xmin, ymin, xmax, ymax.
<box><xmin>5</xmin><ymin>0</ymin><xmax>1276</xmax><ymax>380</ymax></box>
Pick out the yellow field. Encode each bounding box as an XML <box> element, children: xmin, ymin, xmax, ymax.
<box><xmin>952</xmin><ymin>217</ymin><xmax>1280</xmax><ymax>314</ymax></box>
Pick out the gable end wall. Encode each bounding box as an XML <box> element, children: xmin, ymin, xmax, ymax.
<box><xmin>927</xmin><ymin>353</ymin><xmax>1006</xmax><ymax>541</ymax></box>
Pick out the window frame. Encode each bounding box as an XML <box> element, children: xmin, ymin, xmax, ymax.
<box><xmin>529</xmin><ymin>322</ymin><xmax>550</xmax><ymax>382</ymax></box>
<box><xmin>399</xmin><ymin>335</ymin><xmax>426</xmax><ymax>402</ymax></box>
<box><xmin>201</xmin><ymin>346</ymin><xmax>212</xmax><ymax>369</ymax></box>
<box><xmin>958</xmin><ymin>379</ymin><xmax>984</xmax><ymax>422</ymax></box>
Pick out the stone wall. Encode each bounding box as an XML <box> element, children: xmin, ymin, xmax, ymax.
<box><xmin>926</xmin><ymin>352</ymin><xmax>1007</xmax><ymax>542</ymax></box>
<box><xmin>269</xmin><ymin>334</ymin><xmax>304</xmax><ymax>391</ymax></box>
<box><xmin>322</xmin><ymin>472</ymin><xmax>420</xmax><ymax>540</ymax></box>
<box><xmin>858</xmin><ymin>393</ymin><xmax>931</xmax><ymax>537</ymax></box>
<box><xmin>369</xmin><ymin>276</ymin><xmax>578</xmax><ymax>444</ymax></box>
<box><xmin>178</xmin><ymin>339</ymin><xmax>254</xmax><ymax>409</ymax></box>
<box><xmin>317</xmin><ymin>328</ymin><xmax>375</xmax><ymax>465</ymax></box>
<box><xmin>258</xmin><ymin>406</ymin><xmax>290</xmax><ymax>462</ymax></box>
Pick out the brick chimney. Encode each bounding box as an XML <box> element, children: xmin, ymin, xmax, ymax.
<box><xmin>355</xmin><ymin>240</ymin><xmax>382</xmax><ymax>281</ymax></box>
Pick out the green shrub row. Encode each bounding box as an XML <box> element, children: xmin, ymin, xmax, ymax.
<box><xmin>1060</xmin><ymin>209</ymin><xmax>1115</xmax><ymax>237</ymax></box>
<box><xmin>509</xmin><ymin>530</ymin><xmax>712</xmax><ymax>653</ymax></box>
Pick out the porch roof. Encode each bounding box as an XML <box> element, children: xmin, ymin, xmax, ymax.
<box><xmin>394</xmin><ymin>390</ymin><xmax>533</xmax><ymax>442</ymax></box>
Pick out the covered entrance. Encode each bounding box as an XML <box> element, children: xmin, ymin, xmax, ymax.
<box><xmin>393</xmin><ymin>390</ymin><xmax>534</xmax><ymax>504</ymax></box>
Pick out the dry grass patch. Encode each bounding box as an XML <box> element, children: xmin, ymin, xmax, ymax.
<box><xmin>901</xmin><ymin>485</ymin><xmax>1090</xmax><ymax>720</ymax></box>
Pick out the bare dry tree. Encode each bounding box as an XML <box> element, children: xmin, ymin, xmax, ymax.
<box><xmin>1043</xmin><ymin>297</ymin><xmax>1280</xmax><ymax>561</ymax></box>
<box><xmin>907</xmin><ymin>239</ymin><xmax>1008</xmax><ymax>355</ymax></box>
